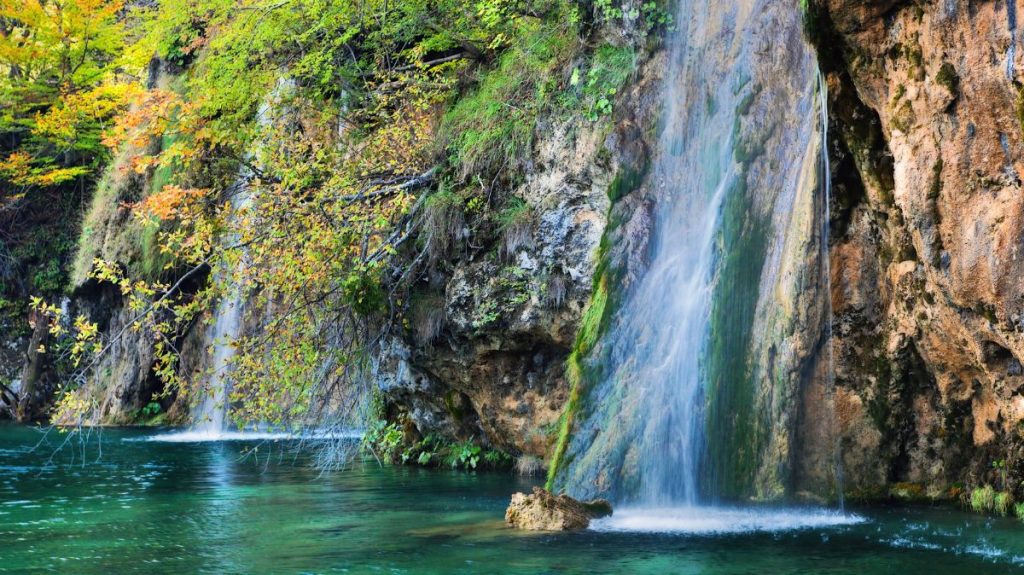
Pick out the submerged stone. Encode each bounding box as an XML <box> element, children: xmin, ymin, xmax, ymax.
<box><xmin>504</xmin><ymin>487</ymin><xmax>612</xmax><ymax>531</ymax></box>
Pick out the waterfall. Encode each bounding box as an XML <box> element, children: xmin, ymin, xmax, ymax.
<box><xmin>554</xmin><ymin>0</ymin><xmax>836</xmax><ymax>512</ymax></box>
<box><xmin>192</xmin><ymin>184</ymin><xmax>251</xmax><ymax>434</ymax></box>
<box><xmin>190</xmin><ymin>80</ymin><xmax>294</xmax><ymax>435</ymax></box>
<box><xmin>817</xmin><ymin>69</ymin><xmax>845</xmax><ymax>510</ymax></box>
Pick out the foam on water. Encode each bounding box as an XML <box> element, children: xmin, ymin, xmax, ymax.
<box><xmin>590</xmin><ymin>507</ymin><xmax>866</xmax><ymax>535</ymax></box>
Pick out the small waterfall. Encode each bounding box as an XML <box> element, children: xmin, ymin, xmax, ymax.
<box><xmin>817</xmin><ymin>69</ymin><xmax>845</xmax><ymax>509</ymax></box>
<box><xmin>555</xmin><ymin>0</ymin><xmax>838</xmax><ymax>515</ymax></box>
<box><xmin>189</xmin><ymin>81</ymin><xmax>294</xmax><ymax>435</ymax></box>
<box><xmin>193</xmin><ymin>184</ymin><xmax>251</xmax><ymax>434</ymax></box>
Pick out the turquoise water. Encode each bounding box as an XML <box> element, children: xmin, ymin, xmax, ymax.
<box><xmin>2</xmin><ymin>425</ymin><xmax>1024</xmax><ymax>574</ymax></box>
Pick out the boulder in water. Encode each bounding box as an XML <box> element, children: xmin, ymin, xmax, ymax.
<box><xmin>504</xmin><ymin>487</ymin><xmax>612</xmax><ymax>531</ymax></box>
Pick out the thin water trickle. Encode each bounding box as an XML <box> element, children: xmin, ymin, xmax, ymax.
<box><xmin>818</xmin><ymin>68</ymin><xmax>845</xmax><ymax>511</ymax></box>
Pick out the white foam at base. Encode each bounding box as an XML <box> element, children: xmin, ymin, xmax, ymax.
<box><xmin>132</xmin><ymin>430</ymin><xmax>363</xmax><ymax>443</ymax></box>
<box><xmin>590</xmin><ymin>507</ymin><xmax>866</xmax><ymax>535</ymax></box>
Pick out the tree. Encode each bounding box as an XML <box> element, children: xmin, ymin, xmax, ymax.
<box><xmin>0</xmin><ymin>0</ymin><xmax>136</xmax><ymax>201</ymax></box>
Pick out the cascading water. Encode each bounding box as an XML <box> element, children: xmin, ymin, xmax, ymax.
<box><xmin>192</xmin><ymin>184</ymin><xmax>251</xmax><ymax>435</ymax></box>
<box><xmin>189</xmin><ymin>80</ymin><xmax>294</xmax><ymax>437</ymax></box>
<box><xmin>553</xmin><ymin>0</ymin><xmax>849</xmax><ymax>526</ymax></box>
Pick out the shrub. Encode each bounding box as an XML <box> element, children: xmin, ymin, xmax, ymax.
<box><xmin>970</xmin><ymin>485</ymin><xmax>996</xmax><ymax>514</ymax></box>
<box><xmin>995</xmin><ymin>491</ymin><xmax>1014</xmax><ymax>516</ymax></box>
<box><xmin>362</xmin><ymin>420</ymin><xmax>405</xmax><ymax>463</ymax></box>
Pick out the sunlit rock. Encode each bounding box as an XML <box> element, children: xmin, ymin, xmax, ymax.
<box><xmin>504</xmin><ymin>487</ymin><xmax>612</xmax><ymax>531</ymax></box>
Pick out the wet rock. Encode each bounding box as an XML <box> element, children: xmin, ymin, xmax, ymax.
<box><xmin>377</xmin><ymin>54</ymin><xmax>668</xmax><ymax>459</ymax></box>
<box><xmin>504</xmin><ymin>487</ymin><xmax>612</xmax><ymax>531</ymax></box>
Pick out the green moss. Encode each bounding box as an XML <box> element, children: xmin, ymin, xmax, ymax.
<box><xmin>607</xmin><ymin>160</ymin><xmax>649</xmax><ymax>204</ymax></box>
<box><xmin>935</xmin><ymin>62</ymin><xmax>959</xmax><ymax>95</ymax></box>
<box><xmin>1016</xmin><ymin>84</ymin><xmax>1024</xmax><ymax>135</ymax></box>
<box><xmin>702</xmin><ymin>174</ymin><xmax>770</xmax><ymax>500</ymax></box>
<box><xmin>891</xmin><ymin>84</ymin><xmax>906</xmax><ymax>104</ymax></box>
<box><xmin>443</xmin><ymin>390</ymin><xmax>466</xmax><ymax>422</ymax></box>
<box><xmin>891</xmin><ymin>100</ymin><xmax>915</xmax><ymax>133</ymax></box>
<box><xmin>442</xmin><ymin>18</ymin><xmax>577</xmax><ymax>182</ymax></box>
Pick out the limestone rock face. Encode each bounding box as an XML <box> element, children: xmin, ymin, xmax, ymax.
<box><xmin>376</xmin><ymin>53</ymin><xmax>666</xmax><ymax>462</ymax></box>
<box><xmin>797</xmin><ymin>0</ymin><xmax>1024</xmax><ymax>498</ymax></box>
<box><xmin>505</xmin><ymin>487</ymin><xmax>612</xmax><ymax>531</ymax></box>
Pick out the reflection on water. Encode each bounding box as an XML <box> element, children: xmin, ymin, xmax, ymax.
<box><xmin>2</xmin><ymin>424</ymin><xmax>1024</xmax><ymax>574</ymax></box>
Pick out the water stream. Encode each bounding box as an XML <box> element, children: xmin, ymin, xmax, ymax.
<box><xmin>189</xmin><ymin>81</ymin><xmax>295</xmax><ymax>439</ymax></box>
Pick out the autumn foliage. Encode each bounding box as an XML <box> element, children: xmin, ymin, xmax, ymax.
<box><xmin>16</xmin><ymin>0</ymin><xmax>581</xmax><ymax>428</ymax></box>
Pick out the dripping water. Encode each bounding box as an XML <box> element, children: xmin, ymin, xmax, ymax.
<box><xmin>1008</xmin><ymin>0</ymin><xmax>1018</xmax><ymax>80</ymax></box>
<box><xmin>818</xmin><ymin>68</ymin><xmax>845</xmax><ymax>511</ymax></box>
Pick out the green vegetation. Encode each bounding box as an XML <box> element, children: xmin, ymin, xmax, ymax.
<box><xmin>969</xmin><ymin>485</ymin><xmax>996</xmax><ymax>514</ymax></box>
<box><xmin>7</xmin><ymin>0</ymin><xmax>670</xmax><ymax>478</ymax></box>
<box><xmin>442</xmin><ymin>14</ymin><xmax>577</xmax><ymax>183</ymax></box>
<box><xmin>496</xmin><ymin>198</ymin><xmax>534</xmax><ymax>258</ymax></box>
<box><xmin>362</xmin><ymin>419</ymin><xmax>512</xmax><ymax>471</ymax></box>
<box><xmin>967</xmin><ymin>484</ymin><xmax>1018</xmax><ymax>517</ymax></box>
<box><xmin>574</xmin><ymin>44</ymin><xmax>636</xmax><ymax>121</ymax></box>
<box><xmin>995</xmin><ymin>491</ymin><xmax>1014</xmax><ymax>517</ymax></box>
<box><xmin>935</xmin><ymin>62</ymin><xmax>959</xmax><ymax>95</ymax></box>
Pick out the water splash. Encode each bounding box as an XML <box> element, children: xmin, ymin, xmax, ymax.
<box><xmin>590</xmin><ymin>507</ymin><xmax>865</xmax><ymax>534</ymax></box>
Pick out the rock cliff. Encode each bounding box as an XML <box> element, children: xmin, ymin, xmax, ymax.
<box><xmin>800</xmin><ymin>0</ymin><xmax>1024</xmax><ymax>500</ymax></box>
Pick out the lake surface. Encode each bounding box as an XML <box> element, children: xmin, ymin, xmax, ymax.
<box><xmin>2</xmin><ymin>424</ymin><xmax>1023</xmax><ymax>574</ymax></box>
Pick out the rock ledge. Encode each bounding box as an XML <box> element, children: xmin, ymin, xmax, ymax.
<box><xmin>505</xmin><ymin>487</ymin><xmax>612</xmax><ymax>531</ymax></box>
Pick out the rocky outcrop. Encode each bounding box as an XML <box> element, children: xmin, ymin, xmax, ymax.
<box><xmin>505</xmin><ymin>487</ymin><xmax>612</xmax><ymax>531</ymax></box>
<box><xmin>798</xmin><ymin>0</ymin><xmax>1024</xmax><ymax>499</ymax></box>
<box><xmin>377</xmin><ymin>52</ymin><xmax>666</xmax><ymax>462</ymax></box>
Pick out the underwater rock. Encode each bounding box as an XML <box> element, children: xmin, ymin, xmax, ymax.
<box><xmin>504</xmin><ymin>487</ymin><xmax>612</xmax><ymax>531</ymax></box>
